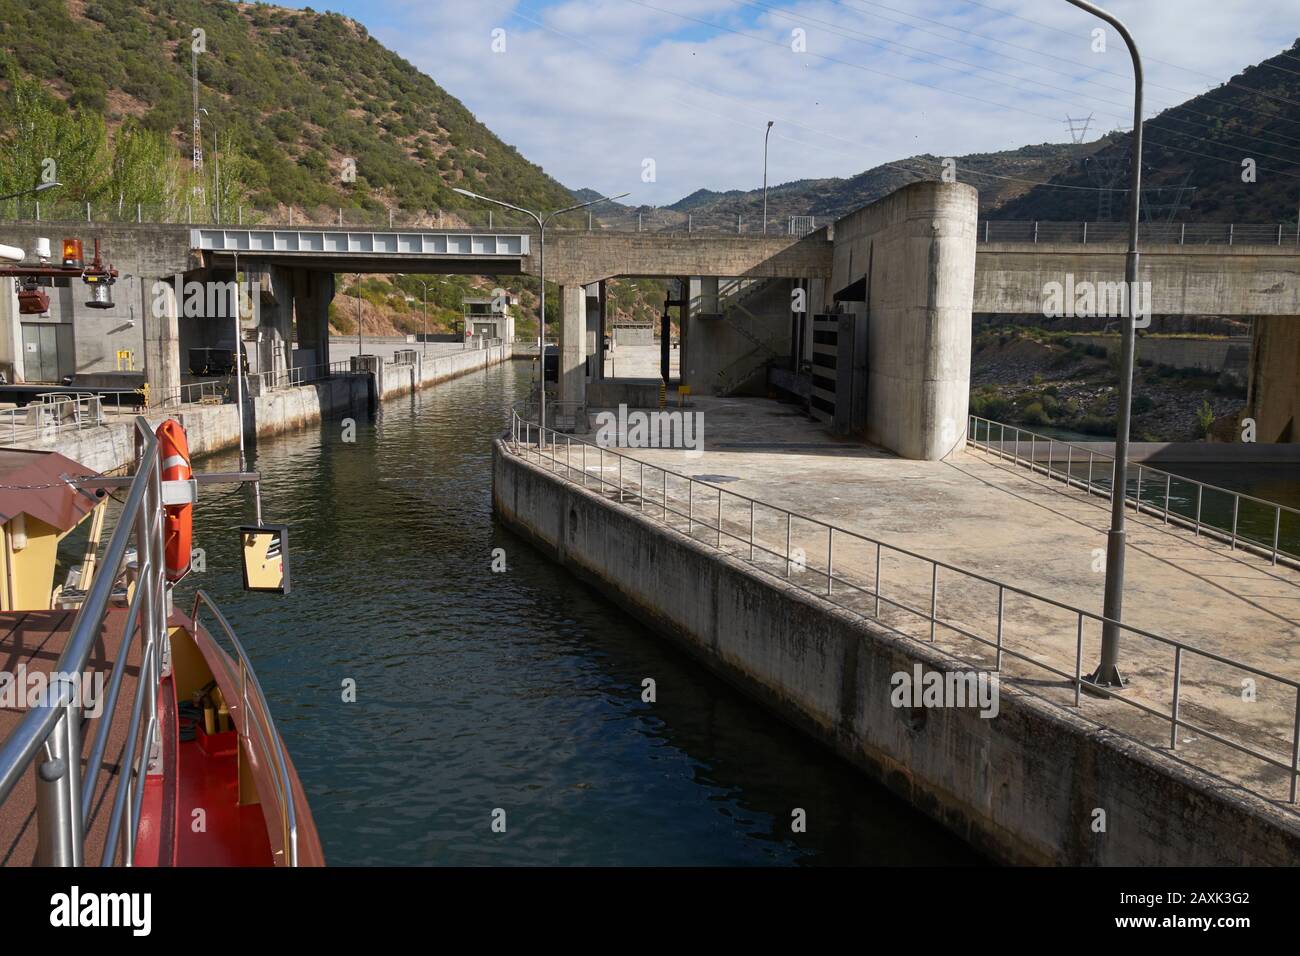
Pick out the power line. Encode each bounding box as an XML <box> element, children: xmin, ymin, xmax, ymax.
<box><xmin>627</xmin><ymin>0</ymin><xmax>1300</xmax><ymax>174</ymax></box>
<box><xmin>956</xmin><ymin>0</ymin><xmax>1300</xmax><ymax>114</ymax></box>
<box><xmin>502</xmin><ymin>3</ymin><xmax>1125</xmax><ymax>195</ymax></box>
<box><xmin>837</xmin><ymin>0</ymin><xmax>1300</xmax><ymax>149</ymax></box>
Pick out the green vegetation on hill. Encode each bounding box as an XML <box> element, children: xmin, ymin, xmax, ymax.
<box><xmin>0</xmin><ymin>0</ymin><xmax>577</xmax><ymax>216</ymax></box>
<box><xmin>657</xmin><ymin>142</ymin><xmax>1101</xmax><ymax>222</ymax></box>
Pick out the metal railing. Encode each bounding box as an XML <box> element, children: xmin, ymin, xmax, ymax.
<box><xmin>191</xmin><ymin>591</ymin><xmax>298</xmax><ymax>867</ymax></box>
<box><xmin>246</xmin><ymin>360</ymin><xmax>352</xmax><ymax>395</ymax></box>
<box><xmin>0</xmin><ymin>393</ymin><xmax>106</xmax><ymax>445</ymax></box>
<box><xmin>154</xmin><ymin>377</ymin><xmax>229</xmax><ymax>409</ymax></box>
<box><xmin>966</xmin><ymin>415</ymin><xmax>1300</xmax><ymax>568</ymax></box>
<box><xmin>0</xmin><ymin>416</ymin><xmax>167</xmax><ymax>865</ymax></box>
<box><xmin>0</xmin><ymin>201</ymin><xmax>825</xmax><ymax>238</ymax></box>
<box><xmin>978</xmin><ymin>219</ymin><xmax>1300</xmax><ymax>246</ymax></box>
<box><xmin>507</xmin><ymin>409</ymin><xmax>1300</xmax><ymax>806</ymax></box>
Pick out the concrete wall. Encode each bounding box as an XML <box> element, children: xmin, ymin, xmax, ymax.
<box><xmin>14</xmin><ymin>374</ymin><xmax>371</xmax><ymax>474</ymax></box>
<box><xmin>1247</xmin><ymin>316</ymin><xmax>1300</xmax><ymax>442</ymax></box>
<box><xmin>493</xmin><ymin>444</ymin><xmax>1300</xmax><ymax>865</ymax></box>
<box><xmin>685</xmin><ymin>278</ymin><xmax>794</xmax><ymax>396</ymax></box>
<box><xmin>832</xmin><ymin>182</ymin><xmax>978</xmax><ymax>460</ymax></box>
<box><xmin>374</xmin><ymin>341</ymin><xmax>512</xmax><ymax>400</ymax></box>
<box><xmin>974</xmin><ymin>243</ymin><xmax>1300</xmax><ymax>317</ymax></box>
<box><xmin>1068</xmin><ymin>334</ymin><xmax>1251</xmax><ymax>377</ymax></box>
<box><xmin>539</xmin><ymin>231</ymin><xmax>834</xmax><ymax>285</ymax></box>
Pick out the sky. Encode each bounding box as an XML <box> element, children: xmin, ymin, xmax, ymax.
<box><xmin>276</xmin><ymin>0</ymin><xmax>1300</xmax><ymax>206</ymax></box>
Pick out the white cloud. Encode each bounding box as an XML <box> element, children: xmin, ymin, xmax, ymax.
<box><xmin>319</xmin><ymin>0</ymin><xmax>1300</xmax><ymax>206</ymax></box>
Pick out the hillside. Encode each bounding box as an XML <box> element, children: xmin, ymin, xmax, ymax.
<box><xmin>0</xmin><ymin>0</ymin><xmax>577</xmax><ymax>218</ymax></box>
<box><xmin>995</xmin><ymin>39</ymin><xmax>1300</xmax><ymax>222</ymax></box>
<box><xmin>660</xmin><ymin>141</ymin><xmax>1105</xmax><ymax>223</ymax></box>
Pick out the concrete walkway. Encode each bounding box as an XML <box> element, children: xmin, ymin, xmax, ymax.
<box><xmin>537</xmin><ymin>395</ymin><xmax>1300</xmax><ymax>805</ymax></box>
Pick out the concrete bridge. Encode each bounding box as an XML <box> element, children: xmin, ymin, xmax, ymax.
<box><xmin>1</xmin><ymin>201</ymin><xmax>1297</xmax><ymax>454</ymax></box>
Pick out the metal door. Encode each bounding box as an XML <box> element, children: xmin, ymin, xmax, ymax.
<box><xmin>21</xmin><ymin>323</ymin><xmax>60</xmax><ymax>382</ymax></box>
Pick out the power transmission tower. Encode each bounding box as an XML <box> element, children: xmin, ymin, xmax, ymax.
<box><xmin>1064</xmin><ymin>113</ymin><xmax>1094</xmax><ymax>144</ymax></box>
<box><xmin>191</xmin><ymin>45</ymin><xmax>203</xmax><ymax>175</ymax></box>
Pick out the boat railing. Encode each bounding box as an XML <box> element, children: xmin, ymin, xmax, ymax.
<box><xmin>0</xmin><ymin>415</ymin><xmax>168</xmax><ymax>865</ymax></box>
<box><xmin>190</xmin><ymin>589</ymin><xmax>299</xmax><ymax>866</ymax></box>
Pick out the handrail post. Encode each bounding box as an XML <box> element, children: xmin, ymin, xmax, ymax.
<box><xmin>1291</xmin><ymin>688</ymin><xmax>1300</xmax><ymax>804</ymax></box>
<box><xmin>785</xmin><ymin>513</ymin><xmax>792</xmax><ymax>576</ymax></box>
<box><xmin>748</xmin><ymin>499</ymin><xmax>755</xmax><ymax>561</ymax></box>
<box><xmin>1170</xmin><ymin>646</ymin><xmax>1183</xmax><ymax>750</ymax></box>
<box><xmin>35</xmin><ymin>691</ymin><xmax>78</xmax><ymax>866</ymax></box>
<box><xmin>929</xmin><ymin>564</ymin><xmax>938</xmax><ymax>641</ymax></box>
<box><xmin>826</xmin><ymin>528</ymin><xmax>834</xmax><ymax>595</ymax></box>
<box><xmin>995</xmin><ymin>586</ymin><xmax>1005</xmax><ymax>670</ymax></box>
<box><xmin>874</xmin><ymin>543</ymin><xmax>882</xmax><ymax>617</ymax></box>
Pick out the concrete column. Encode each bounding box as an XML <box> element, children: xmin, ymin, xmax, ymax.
<box><xmin>595</xmin><ymin>280</ymin><xmax>607</xmax><ymax>382</ymax></box>
<box><xmin>294</xmin><ymin>271</ymin><xmax>334</xmax><ymax>373</ymax></box>
<box><xmin>699</xmin><ymin>276</ymin><xmax>720</xmax><ymax>314</ymax></box>
<box><xmin>0</xmin><ymin>278</ymin><xmax>23</xmax><ymax>383</ymax></box>
<box><xmin>1246</xmin><ymin>315</ymin><xmax>1300</xmax><ymax>442</ymax></box>
<box><xmin>142</xmin><ymin>275</ymin><xmax>180</xmax><ymax>405</ymax></box>
<box><xmin>558</xmin><ymin>283</ymin><xmax>586</xmax><ymax>405</ymax></box>
<box><xmin>255</xmin><ymin>264</ymin><xmax>293</xmax><ymax>380</ymax></box>
<box><xmin>678</xmin><ymin>275</ymin><xmax>691</xmax><ymax>388</ymax></box>
<box><xmin>830</xmin><ymin>181</ymin><xmax>978</xmax><ymax>460</ymax></box>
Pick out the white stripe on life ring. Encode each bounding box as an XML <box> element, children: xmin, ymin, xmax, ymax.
<box><xmin>161</xmin><ymin>454</ymin><xmax>190</xmax><ymax>471</ymax></box>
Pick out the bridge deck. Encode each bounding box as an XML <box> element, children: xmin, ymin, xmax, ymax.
<box><xmin>567</xmin><ymin>396</ymin><xmax>1300</xmax><ymax>806</ymax></box>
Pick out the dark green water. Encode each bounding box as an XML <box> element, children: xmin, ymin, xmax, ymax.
<box><xmin>177</xmin><ymin>363</ymin><xmax>980</xmax><ymax>866</ymax></box>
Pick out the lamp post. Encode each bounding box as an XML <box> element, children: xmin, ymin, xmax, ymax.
<box><xmin>452</xmin><ymin>187</ymin><xmax>629</xmax><ymax>444</ymax></box>
<box><xmin>762</xmin><ymin>120</ymin><xmax>774</xmax><ymax>235</ymax></box>
<box><xmin>1064</xmin><ymin>0</ymin><xmax>1144</xmax><ymax>688</ymax></box>
<box><xmin>354</xmin><ymin>273</ymin><xmax>364</xmax><ymax>358</ymax></box>
<box><xmin>0</xmin><ymin>180</ymin><xmax>61</xmax><ymax>208</ymax></box>
<box><xmin>397</xmin><ymin>274</ymin><xmax>440</xmax><ymax>354</ymax></box>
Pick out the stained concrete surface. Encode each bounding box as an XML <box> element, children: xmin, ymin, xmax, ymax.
<box><xmin>548</xmin><ymin>394</ymin><xmax>1300</xmax><ymax>805</ymax></box>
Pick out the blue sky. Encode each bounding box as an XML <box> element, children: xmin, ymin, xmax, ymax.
<box><xmin>276</xmin><ymin>0</ymin><xmax>1300</xmax><ymax>205</ymax></box>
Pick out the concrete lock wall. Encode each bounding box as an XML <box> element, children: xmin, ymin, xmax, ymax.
<box><xmin>974</xmin><ymin>244</ymin><xmax>1300</xmax><ymax>317</ymax></box>
<box><xmin>373</xmin><ymin>341</ymin><xmax>513</xmax><ymax>400</ymax></box>
<box><xmin>1068</xmin><ymin>334</ymin><xmax>1251</xmax><ymax>378</ymax></box>
<box><xmin>831</xmin><ymin>181</ymin><xmax>978</xmax><ymax>460</ymax></box>
<box><xmin>493</xmin><ymin>444</ymin><xmax>1300</xmax><ymax>865</ymax></box>
<box><xmin>1247</xmin><ymin>316</ymin><xmax>1300</xmax><ymax>442</ymax></box>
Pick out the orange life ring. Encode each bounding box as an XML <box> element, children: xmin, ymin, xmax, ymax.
<box><xmin>156</xmin><ymin>419</ymin><xmax>193</xmax><ymax>582</ymax></box>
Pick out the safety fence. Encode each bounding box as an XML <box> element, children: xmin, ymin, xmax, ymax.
<box><xmin>978</xmin><ymin>220</ymin><xmax>1300</xmax><ymax>246</ymax></box>
<box><xmin>506</xmin><ymin>408</ymin><xmax>1300</xmax><ymax>807</ymax></box>
<box><xmin>966</xmin><ymin>416</ymin><xmax>1300</xmax><ymax>568</ymax></box>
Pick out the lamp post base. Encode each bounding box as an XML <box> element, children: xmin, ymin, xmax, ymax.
<box><xmin>1085</xmin><ymin>665</ymin><xmax>1126</xmax><ymax>689</ymax></box>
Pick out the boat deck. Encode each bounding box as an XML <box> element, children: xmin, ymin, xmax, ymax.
<box><xmin>0</xmin><ymin>608</ymin><xmax>142</xmax><ymax>866</ymax></box>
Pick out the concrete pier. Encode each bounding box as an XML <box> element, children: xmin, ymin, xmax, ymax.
<box><xmin>15</xmin><ymin>341</ymin><xmax>512</xmax><ymax>473</ymax></box>
<box><xmin>493</xmin><ymin>396</ymin><xmax>1300</xmax><ymax>864</ymax></box>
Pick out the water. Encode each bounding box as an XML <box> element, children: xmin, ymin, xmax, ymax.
<box><xmin>177</xmin><ymin>363</ymin><xmax>980</xmax><ymax>866</ymax></box>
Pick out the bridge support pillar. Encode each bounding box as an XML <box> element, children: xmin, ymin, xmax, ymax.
<box><xmin>294</xmin><ymin>271</ymin><xmax>334</xmax><ymax>375</ymax></box>
<box><xmin>142</xmin><ymin>275</ymin><xmax>181</xmax><ymax>406</ymax></box>
<box><xmin>255</xmin><ymin>264</ymin><xmax>294</xmax><ymax>381</ymax></box>
<box><xmin>0</xmin><ymin>278</ymin><xmax>22</xmax><ymax>384</ymax></box>
<box><xmin>558</xmin><ymin>283</ymin><xmax>586</xmax><ymax>406</ymax></box>
<box><xmin>1247</xmin><ymin>315</ymin><xmax>1300</xmax><ymax>442</ymax></box>
<box><xmin>832</xmin><ymin>181</ymin><xmax>978</xmax><ymax>460</ymax></box>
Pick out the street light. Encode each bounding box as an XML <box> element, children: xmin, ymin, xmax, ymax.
<box><xmin>762</xmin><ymin>121</ymin><xmax>774</xmax><ymax>235</ymax></box>
<box><xmin>1064</xmin><ymin>0</ymin><xmax>1144</xmax><ymax>688</ymax></box>
<box><xmin>452</xmin><ymin>186</ymin><xmax>629</xmax><ymax>443</ymax></box>
<box><xmin>396</xmin><ymin>273</ymin><xmax>441</xmax><ymax>354</ymax></box>
<box><xmin>354</xmin><ymin>273</ymin><xmax>365</xmax><ymax>357</ymax></box>
<box><xmin>0</xmin><ymin>181</ymin><xmax>61</xmax><ymax>204</ymax></box>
